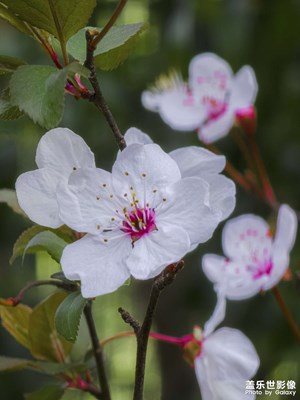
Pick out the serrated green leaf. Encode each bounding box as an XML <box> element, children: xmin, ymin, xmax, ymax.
<box><xmin>67</xmin><ymin>23</ymin><xmax>146</xmax><ymax>70</ymax></box>
<box><xmin>24</xmin><ymin>230</ymin><xmax>68</xmax><ymax>263</ymax></box>
<box><xmin>25</xmin><ymin>386</ymin><xmax>65</xmax><ymax>400</ymax></box>
<box><xmin>2</xmin><ymin>0</ymin><xmax>96</xmax><ymax>41</ymax></box>
<box><xmin>9</xmin><ymin>65</ymin><xmax>68</xmax><ymax>129</ymax></box>
<box><xmin>10</xmin><ymin>225</ymin><xmax>73</xmax><ymax>265</ymax></box>
<box><xmin>0</xmin><ymin>55</ymin><xmax>27</xmax><ymax>75</ymax></box>
<box><xmin>0</xmin><ymin>96</ymin><xmax>24</xmax><ymax>120</ymax></box>
<box><xmin>0</xmin><ymin>303</ymin><xmax>32</xmax><ymax>349</ymax></box>
<box><xmin>55</xmin><ymin>292</ymin><xmax>87</xmax><ymax>343</ymax></box>
<box><xmin>29</xmin><ymin>291</ymin><xmax>73</xmax><ymax>362</ymax></box>
<box><xmin>0</xmin><ymin>189</ymin><xmax>26</xmax><ymax>216</ymax></box>
<box><xmin>0</xmin><ymin>3</ymin><xmax>32</xmax><ymax>35</ymax></box>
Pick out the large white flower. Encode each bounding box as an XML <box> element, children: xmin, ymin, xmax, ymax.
<box><xmin>142</xmin><ymin>52</ymin><xmax>258</xmax><ymax>143</ymax></box>
<box><xmin>202</xmin><ymin>205</ymin><xmax>298</xmax><ymax>300</ymax></box>
<box><xmin>58</xmin><ymin>139</ymin><xmax>229</xmax><ymax>297</ymax></box>
<box><xmin>15</xmin><ymin>128</ymin><xmax>95</xmax><ymax>228</ymax></box>
<box><xmin>124</xmin><ymin>127</ymin><xmax>236</xmax><ymax>227</ymax></box>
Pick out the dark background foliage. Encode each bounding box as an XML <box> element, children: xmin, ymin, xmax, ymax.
<box><xmin>0</xmin><ymin>0</ymin><xmax>300</xmax><ymax>399</ymax></box>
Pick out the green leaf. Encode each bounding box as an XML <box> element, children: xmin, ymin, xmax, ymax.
<box><xmin>55</xmin><ymin>292</ymin><xmax>87</xmax><ymax>343</ymax></box>
<box><xmin>0</xmin><ymin>303</ymin><xmax>32</xmax><ymax>349</ymax></box>
<box><xmin>10</xmin><ymin>225</ymin><xmax>73</xmax><ymax>265</ymax></box>
<box><xmin>0</xmin><ymin>55</ymin><xmax>27</xmax><ymax>75</ymax></box>
<box><xmin>0</xmin><ymin>96</ymin><xmax>24</xmax><ymax>120</ymax></box>
<box><xmin>0</xmin><ymin>3</ymin><xmax>33</xmax><ymax>36</ymax></box>
<box><xmin>0</xmin><ymin>189</ymin><xmax>26</xmax><ymax>216</ymax></box>
<box><xmin>2</xmin><ymin>0</ymin><xmax>96</xmax><ymax>41</ymax></box>
<box><xmin>67</xmin><ymin>62</ymin><xmax>90</xmax><ymax>79</ymax></box>
<box><xmin>9</xmin><ymin>65</ymin><xmax>68</xmax><ymax>129</ymax></box>
<box><xmin>29</xmin><ymin>291</ymin><xmax>73</xmax><ymax>362</ymax></box>
<box><xmin>60</xmin><ymin>389</ymin><xmax>91</xmax><ymax>400</ymax></box>
<box><xmin>67</xmin><ymin>23</ymin><xmax>146</xmax><ymax>70</ymax></box>
<box><xmin>0</xmin><ymin>355</ymin><xmax>84</xmax><ymax>375</ymax></box>
<box><xmin>24</xmin><ymin>230</ymin><xmax>68</xmax><ymax>263</ymax></box>
<box><xmin>25</xmin><ymin>386</ymin><xmax>65</xmax><ymax>400</ymax></box>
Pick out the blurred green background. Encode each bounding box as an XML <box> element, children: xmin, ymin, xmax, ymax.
<box><xmin>1</xmin><ymin>0</ymin><xmax>300</xmax><ymax>399</ymax></box>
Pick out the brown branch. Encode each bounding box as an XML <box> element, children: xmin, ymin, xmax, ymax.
<box><xmin>83</xmin><ymin>30</ymin><xmax>126</xmax><ymax>151</ymax></box>
<box><xmin>119</xmin><ymin>260</ymin><xmax>184</xmax><ymax>400</ymax></box>
<box><xmin>84</xmin><ymin>301</ymin><xmax>111</xmax><ymax>400</ymax></box>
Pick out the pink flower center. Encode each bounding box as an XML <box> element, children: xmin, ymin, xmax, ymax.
<box><xmin>121</xmin><ymin>206</ymin><xmax>157</xmax><ymax>242</ymax></box>
<box><xmin>252</xmin><ymin>258</ymin><xmax>273</xmax><ymax>280</ymax></box>
<box><xmin>202</xmin><ymin>96</ymin><xmax>227</xmax><ymax>121</ymax></box>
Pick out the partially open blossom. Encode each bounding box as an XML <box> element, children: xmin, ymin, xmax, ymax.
<box><xmin>15</xmin><ymin>128</ymin><xmax>95</xmax><ymax>228</ymax></box>
<box><xmin>124</xmin><ymin>127</ymin><xmax>236</xmax><ymax>230</ymax></box>
<box><xmin>155</xmin><ymin>294</ymin><xmax>259</xmax><ymax>399</ymax></box>
<box><xmin>202</xmin><ymin>205</ymin><xmax>297</xmax><ymax>300</ymax></box>
<box><xmin>142</xmin><ymin>53</ymin><xmax>258</xmax><ymax>143</ymax></box>
<box><xmin>56</xmin><ymin>132</ymin><xmax>232</xmax><ymax>297</ymax></box>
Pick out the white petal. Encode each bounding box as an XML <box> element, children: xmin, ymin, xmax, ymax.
<box><xmin>208</xmin><ymin>175</ymin><xmax>236</xmax><ymax>221</ymax></box>
<box><xmin>202</xmin><ymin>254</ymin><xmax>261</xmax><ymax>300</ymax></box>
<box><xmin>61</xmin><ymin>234</ymin><xmax>131</xmax><ymax>298</ymax></box>
<box><xmin>16</xmin><ymin>168</ymin><xmax>64</xmax><ymax>228</ymax></box>
<box><xmin>198</xmin><ymin>108</ymin><xmax>235</xmax><ymax>143</ymax></box>
<box><xmin>112</xmin><ymin>143</ymin><xmax>181</xmax><ymax>203</ymax></box>
<box><xmin>231</xmin><ymin>66</ymin><xmax>258</xmax><ymax>109</ymax></box>
<box><xmin>36</xmin><ymin>127</ymin><xmax>95</xmax><ymax>176</ymax></box>
<box><xmin>158</xmin><ymin>87</ymin><xmax>207</xmax><ymax>131</ymax></box>
<box><xmin>222</xmin><ymin>214</ymin><xmax>271</xmax><ymax>261</ymax></box>
<box><xmin>169</xmin><ymin>146</ymin><xmax>226</xmax><ymax>178</ymax></box>
<box><xmin>273</xmin><ymin>204</ymin><xmax>297</xmax><ymax>253</ymax></box>
<box><xmin>157</xmin><ymin>177</ymin><xmax>220</xmax><ymax>247</ymax></box>
<box><xmin>57</xmin><ymin>168</ymin><xmax>116</xmax><ymax>233</ymax></box>
<box><xmin>189</xmin><ymin>53</ymin><xmax>233</xmax><ymax>95</ymax></box>
<box><xmin>195</xmin><ymin>328</ymin><xmax>259</xmax><ymax>400</ymax></box>
<box><xmin>123</xmin><ymin>127</ymin><xmax>153</xmax><ymax>146</ymax></box>
<box><xmin>141</xmin><ymin>90</ymin><xmax>162</xmax><ymax>112</ymax></box>
<box><xmin>126</xmin><ymin>224</ymin><xmax>190</xmax><ymax>280</ymax></box>
<box><xmin>204</xmin><ymin>292</ymin><xmax>226</xmax><ymax>336</ymax></box>
<box><xmin>263</xmin><ymin>248</ymin><xmax>289</xmax><ymax>291</ymax></box>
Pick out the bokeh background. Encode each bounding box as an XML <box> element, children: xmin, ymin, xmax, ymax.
<box><xmin>1</xmin><ymin>0</ymin><xmax>300</xmax><ymax>399</ymax></box>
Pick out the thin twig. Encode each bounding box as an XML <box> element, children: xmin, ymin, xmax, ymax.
<box><xmin>10</xmin><ymin>279</ymin><xmax>77</xmax><ymax>305</ymax></box>
<box><xmin>83</xmin><ymin>29</ymin><xmax>126</xmax><ymax>151</ymax></box>
<box><xmin>119</xmin><ymin>260</ymin><xmax>184</xmax><ymax>400</ymax></box>
<box><xmin>92</xmin><ymin>0</ymin><xmax>127</xmax><ymax>48</ymax></box>
<box><xmin>272</xmin><ymin>286</ymin><xmax>300</xmax><ymax>343</ymax></box>
<box><xmin>84</xmin><ymin>301</ymin><xmax>111</xmax><ymax>400</ymax></box>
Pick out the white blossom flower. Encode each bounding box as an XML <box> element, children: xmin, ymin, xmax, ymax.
<box><xmin>181</xmin><ymin>294</ymin><xmax>260</xmax><ymax>400</ymax></box>
<box><xmin>15</xmin><ymin>128</ymin><xmax>95</xmax><ymax>228</ymax></box>
<box><xmin>124</xmin><ymin>127</ymin><xmax>236</xmax><ymax>228</ymax></box>
<box><xmin>142</xmin><ymin>52</ymin><xmax>258</xmax><ymax>143</ymax></box>
<box><xmin>58</xmin><ymin>137</ymin><xmax>231</xmax><ymax>297</ymax></box>
<box><xmin>202</xmin><ymin>205</ymin><xmax>297</xmax><ymax>300</ymax></box>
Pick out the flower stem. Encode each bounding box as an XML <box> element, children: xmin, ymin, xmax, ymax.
<box><xmin>247</xmin><ymin>134</ymin><xmax>278</xmax><ymax>209</ymax></box>
<box><xmin>84</xmin><ymin>31</ymin><xmax>126</xmax><ymax>151</ymax></box>
<box><xmin>84</xmin><ymin>301</ymin><xmax>111</xmax><ymax>400</ymax></box>
<box><xmin>205</xmin><ymin>143</ymin><xmax>255</xmax><ymax>193</ymax></box>
<box><xmin>272</xmin><ymin>286</ymin><xmax>300</xmax><ymax>343</ymax></box>
<box><xmin>10</xmin><ymin>279</ymin><xmax>77</xmax><ymax>305</ymax></box>
<box><xmin>119</xmin><ymin>260</ymin><xmax>184</xmax><ymax>400</ymax></box>
<box><xmin>92</xmin><ymin>0</ymin><xmax>127</xmax><ymax>48</ymax></box>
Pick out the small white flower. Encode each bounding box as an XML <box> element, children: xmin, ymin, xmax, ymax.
<box><xmin>202</xmin><ymin>205</ymin><xmax>298</xmax><ymax>300</ymax></box>
<box><xmin>57</xmin><ymin>137</ymin><xmax>228</xmax><ymax>297</ymax></box>
<box><xmin>124</xmin><ymin>127</ymin><xmax>236</xmax><ymax>229</ymax></box>
<box><xmin>182</xmin><ymin>295</ymin><xmax>260</xmax><ymax>400</ymax></box>
<box><xmin>15</xmin><ymin>128</ymin><xmax>95</xmax><ymax>228</ymax></box>
<box><xmin>142</xmin><ymin>52</ymin><xmax>258</xmax><ymax>143</ymax></box>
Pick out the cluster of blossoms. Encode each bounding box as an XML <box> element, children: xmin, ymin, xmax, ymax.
<box><xmin>142</xmin><ymin>52</ymin><xmax>258</xmax><ymax>143</ymax></box>
<box><xmin>15</xmin><ymin>52</ymin><xmax>298</xmax><ymax>399</ymax></box>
